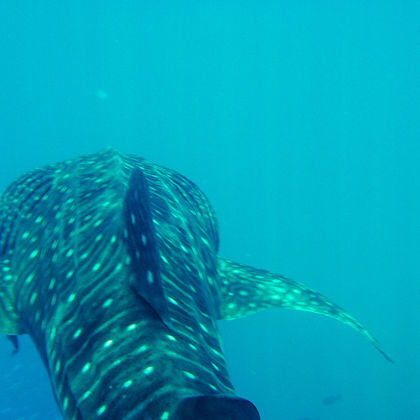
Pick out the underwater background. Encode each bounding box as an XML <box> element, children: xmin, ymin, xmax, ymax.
<box><xmin>0</xmin><ymin>1</ymin><xmax>419</xmax><ymax>419</ymax></box>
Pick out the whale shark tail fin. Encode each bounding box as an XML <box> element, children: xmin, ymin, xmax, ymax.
<box><xmin>217</xmin><ymin>257</ymin><xmax>393</xmax><ymax>363</ymax></box>
<box><xmin>172</xmin><ymin>395</ymin><xmax>260</xmax><ymax>420</ymax></box>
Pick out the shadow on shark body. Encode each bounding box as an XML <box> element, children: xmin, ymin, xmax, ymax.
<box><xmin>0</xmin><ymin>149</ymin><xmax>391</xmax><ymax>419</ymax></box>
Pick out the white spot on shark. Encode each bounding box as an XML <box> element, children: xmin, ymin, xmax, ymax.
<box><xmin>144</xmin><ymin>366</ymin><xmax>154</xmax><ymax>375</ymax></box>
<box><xmin>48</xmin><ymin>277</ymin><xmax>55</xmax><ymax>290</ymax></box>
<box><xmin>104</xmin><ymin>340</ymin><xmax>113</xmax><ymax>348</ymax></box>
<box><xmin>102</xmin><ymin>298</ymin><xmax>113</xmax><ymax>308</ymax></box>
<box><xmin>82</xmin><ymin>362</ymin><xmax>91</xmax><ymax>373</ymax></box>
<box><xmin>96</xmin><ymin>404</ymin><xmax>107</xmax><ymax>416</ymax></box>
<box><xmin>134</xmin><ymin>344</ymin><xmax>148</xmax><ymax>355</ymax></box>
<box><xmin>73</xmin><ymin>328</ymin><xmax>82</xmax><ymax>339</ymax></box>
<box><xmin>94</xmin><ymin>219</ymin><xmax>102</xmax><ymax>227</ymax></box>
<box><xmin>123</xmin><ymin>379</ymin><xmax>133</xmax><ymax>388</ymax></box>
<box><xmin>80</xmin><ymin>389</ymin><xmax>92</xmax><ymax>401</ymax></box>
<box><xmin>29</xmin><ymin>249</ymin><xmax>38</xmax><ymax>259</ymax></box>
<box><xmin>184</xmin><ymin>371</ymin><xmax>196</xmax><ymax>380</ymax></box>
<box><xmin>141</xmin><ymin>234</ymin><xmax>147</xmax><ymax>246</ymax></box>
<box><xmin>29</xmin><ymin>292</ymin><xmax>37</xmax><ymax>305</ymax></box>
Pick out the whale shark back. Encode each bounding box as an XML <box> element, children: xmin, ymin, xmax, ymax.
<box><xmin>0</xmin><ymin>148</ymin><xmax>390</xmax><ymax>419</ymax></box>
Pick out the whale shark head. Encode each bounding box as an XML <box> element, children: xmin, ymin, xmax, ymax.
<box><xmin>0</xmin><ymin>148</ymin><xmax>391</xmax><ymax>419</ymax></box>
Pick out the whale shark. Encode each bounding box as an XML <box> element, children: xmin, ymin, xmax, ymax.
<box><xmin>0</xmin><ymin>148</ymin><xmax>390</xmax><ymax>419</ymax></box>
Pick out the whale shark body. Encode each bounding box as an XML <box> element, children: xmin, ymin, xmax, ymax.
<box><xmin>0</xmin><ymin>149</ymin><xmax>390</xmax><ymax>419</ymax></box>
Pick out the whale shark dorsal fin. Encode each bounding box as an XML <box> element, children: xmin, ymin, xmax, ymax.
<box><xmin>217</xmin><ymin>257</ymin><xmax>393</xmax><ymax>362</ymax></box>
<box><xmin>0</xmin><ymin>256</ymin><xmax>25</xmax><ymax>335</ymax></box>
<box><xmin>124</xmin><ymin>169</ymin><xmax>170</xmax><ymax>328</ymax></box>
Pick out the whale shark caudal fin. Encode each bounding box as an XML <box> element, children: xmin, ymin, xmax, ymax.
<box><xmin>217</xmin><ymin>257</ymin><xmax>393</xmax><ymax>363</ymax></box>
<box><xmin>172</xmin><ymin>395</ymin><xmax>260</xmax><ymax>420</ymax></box>
<box><xmin>124</xmin><ymin>168</ymin><xmax>171</xmax><ymax>328</ymax></box>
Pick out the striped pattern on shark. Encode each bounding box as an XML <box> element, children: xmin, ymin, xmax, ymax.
<box><xmin>0</xmin><ymin>148</ymin><xmax>390</xmax><ymax>420</ymax></box>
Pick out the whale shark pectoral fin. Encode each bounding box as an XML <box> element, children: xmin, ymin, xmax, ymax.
<box><xmin>6</xmin><ymin>335</ymin><xmax>19</xmax><ymax>354</ymax></box>
<box><xmin>217</xmin><ymin>257</ymin><xmax>393</xmax><ymax>362</ymax></box>
<box><xmin>0</xmin><ymin>256</ymin><xmax>25</xmax><ymax>335</ymax></box>
<box><xmin>124</xmin><ymin>169</ymin><xmax>170</xmax><ymax>328</ymax></box>
<box><xmin>172</xmin><ymin>395</ymin><xmax>260</xmax><ymax>420</ymax></box>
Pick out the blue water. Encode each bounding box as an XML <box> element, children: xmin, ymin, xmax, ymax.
<box><xmin>0</xmin><ymin>1</ymin><xmax>419</xmax><ymax>419</ymax></box>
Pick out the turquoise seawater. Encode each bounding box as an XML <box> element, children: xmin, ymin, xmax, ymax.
<box><xmin>0</xmin><ymin>1</ymin><xmax>419</xmax><ymax>419</ymax></box>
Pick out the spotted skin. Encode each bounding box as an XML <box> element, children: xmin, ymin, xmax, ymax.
<box><xmin>0</xmin><ymin>148</ymin><xmax>390</xmax><ymax>419</ymax></box>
